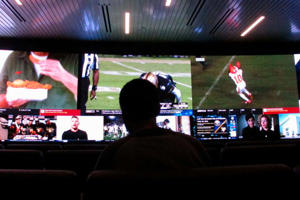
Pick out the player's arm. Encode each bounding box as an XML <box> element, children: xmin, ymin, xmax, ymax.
<box><xmin>90</xmin><ymin>69</ymin><xmax>99</xmax><ymax>100</ymax></box>
<box><xmin>39</xmin><ymin>59</ymin><xmax>78</xmax><ymax>101</ymax></box>
<box><xmin>171</xmin><ymin>87</ymin><xmax>182</xmax><ymax>103</ymax></box>
<box><xmin>90</xmin><ymin>55</ymin><xmax>100</xmax><ymax>100</ymax></box>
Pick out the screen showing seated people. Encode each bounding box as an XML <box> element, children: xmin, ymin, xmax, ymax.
<box><xmin>192</xmin><ymin>55</ymin><xmax>299</xmax><ymax>109</ymax></box>
<box><xmin>0</xmin><ymin>50</ymin><xmax>79</xmax><ymax>109</ymax></box>
<box><xmin>1</xmin><ymin>51</ymin><xmax>300</xmax><ymax>142</ymax></box>
<box><xmin>79</xmin><ymin>54</ymin><xmax>192</xmax><ymax>110</ymax></box>
<box><xmin>4</xmin><ymin>113</ymin><xmax>57</xmax><ymax>141</ymax></box>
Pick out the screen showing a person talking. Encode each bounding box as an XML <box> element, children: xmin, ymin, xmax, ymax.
<box><xmin>2</xmin><ymin>51</ymin><xmax>300</xmax><ymax>142</ymax></box>
<box><xmin>81</xmin><ymin>54</ymin><xmax>193</xmax><ymax>110</ymax></box>
<box><xmin>0</xmin><ymin>50</ymin><xmax>79</xmax><ymax>109</ymax></box>
<box><xmin>192</xmin><ymin>55</ymin><xmax>299</xmax><ymax>109</ymax></box>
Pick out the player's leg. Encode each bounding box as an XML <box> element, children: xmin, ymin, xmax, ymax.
<box><xmin>237</xmin><ymin>87</ymin><xmax>251</xmax><ymax>104</ymax></box>
<box><xmin>241</xmin><ymin>87</ymin><xmax>253</xmax><ymax>101</ymax></box>
<box><xmin>79</xmin><ymin>77</ymin><xmax>90</xmax><ymax>109</ymax></box>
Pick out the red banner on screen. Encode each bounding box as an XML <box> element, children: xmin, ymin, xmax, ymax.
<box><xmin>39</xmin><ymin>109</ymin><xmax>81</xmax><ymax>116</ymax></box>
<box><xmin>263</xmin><ymin>107</ymin><xmax>300</xmax><ymax>114</ymax></box>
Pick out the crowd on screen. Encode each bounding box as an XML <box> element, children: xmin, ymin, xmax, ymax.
<box><xmin>8</xmin><ymin>115</ymin><xmax>56</xmax><ymax>140</ymax></box>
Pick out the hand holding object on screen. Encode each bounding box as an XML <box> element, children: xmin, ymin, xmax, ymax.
<box><xmin>39</xmin><ymin>59</ymin><xmax>68</xmax><ymax>82</ymax></box>
<box><xmin>39</xmin><ymin>59</ymin><xmax>78</xmax><ymax>100</ymax></box>
<box><xmin>7</xmin><ymin>99</ymin><xmax>29</xmax><ymax>108</ymax></box>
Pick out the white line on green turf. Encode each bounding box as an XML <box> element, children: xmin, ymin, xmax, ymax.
<box><xmin>112</xmin><ymin>61</ymin><xmax>144</xmax><ymax>73</ymax></box>
<box><xmin>112</xmin><ymin>61</ymin><xmax>192</xmax><ymax>88</ymax></box>
<box><xmin>198</xmin><ymin>56</ymin><xmax>236</xmax><ymax>107</ymax></box>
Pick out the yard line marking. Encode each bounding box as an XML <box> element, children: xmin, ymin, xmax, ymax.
<box><xmin>113</xmin><ymin>61</ymin><xmax>192</xmax><ymax>89</ymax></box>
<box><xmin>112</xmin><ymin>61</ymin><xmax>144</xmax><ymax>73</ymax></box>
<box><xmin>101</xmin><ymin>71</ymin><xmax>191</xmax><ymax>77</ymax></box>
<box><xmin>198</xmin><ymin>56</ymin><xmax>236</xmax><ymax>107</ymax></box>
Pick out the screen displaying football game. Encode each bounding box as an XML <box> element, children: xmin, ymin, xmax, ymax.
<box><xmin>82</xmin><ymin>55</ymin><xmax>193</xmax><ymax>110</ymax></box>
<box><xmin>0</xmin><ymin>50</ymin><xmax>79</xmax><ymax>109</ymax></box>
<box><xmin>1</xmin><ymin>51</ymin><xmax>300</xmax><ymax>142</ymax></box>
<box><xmin>192</xmin><ymin>55</ymin><xmax>299</xmax><ymax>109</ymax></box>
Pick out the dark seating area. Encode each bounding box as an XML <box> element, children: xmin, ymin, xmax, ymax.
<box><xmin>0</xmin><ymin>139</ymin><xmax>298</xmax><ymax>199</ymax></box>
<box><xmin>0</xmin><ymin>169</ymin><xmax>79</xmax><ymax>200</ymax></box>
<box><xmin>84</xmin><ymin>164</ymin><xmax>296</xmax><ymax>198</ymax></box>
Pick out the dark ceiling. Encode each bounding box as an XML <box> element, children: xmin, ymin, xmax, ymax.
<box><xmin>0</xmin><ymin>0</ymin><xmax>299</xmax><ymax>54</ymax></box>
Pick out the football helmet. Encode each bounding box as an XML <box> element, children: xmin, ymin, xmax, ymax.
<box><xmin>229</xmin><ymin>64</ymin><xmax>237</xmax><ymax>73</ymax></box>
<box><xmin>141</xmin><ymin>72</ymin><xmax>159</xmax><ymax>88</ymax></box>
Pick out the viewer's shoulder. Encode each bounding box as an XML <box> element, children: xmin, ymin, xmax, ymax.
<box><xmin>165</xmin><ymin>129</ymin><xmax>200</xmax><ymax>142</ymax></box>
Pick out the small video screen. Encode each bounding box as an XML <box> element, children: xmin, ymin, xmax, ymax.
<box><xmin>6</xmin><ymin>114</ymin><xmax>57</xmax><ymax>141</ymax></box>
<box><xmin>192</xmin><ymin>55</ymin><xmax>299</xmax><ymax>109</ymax></box>
<box><xmin>56</xmin><ymin>116</ymin><xmax>104</xmax><ymax>141</ymax></box>
<box><xmin>156</xmin><ymin>114</ymin><xmax>192</xmax><ymax>135</ymax></box>
<box><xmin>81</xmin><ymin>54</ymin><xmax>192</xmax><ymax>110</ymax></box>
<box><xmin>103</xmin><ymin>115</ymin><xmax>128</xmax><ymax>141</ymax></box>
<box><xmin>279</xmin><ymin>113</ymin><xmax>300</xmax><ymax>138</ymax></box>
<box><xmin>0</xmin><ymin>50</ymin><xmax>78</xmax><ymax>109</ymax></box>
<box><xmin>194</xmin><ymin>112</ymin><xmax>237</xmax><ymax>139</ymax></box>
<box><xmin>237</xmin><ymin>113</ymin><xmax>280</xmax><ymax>140</ymax></box>
<box><xmin>237</xmin><ymin>113</ymin><xmax>261</xmax><ymax>139</ymax></box>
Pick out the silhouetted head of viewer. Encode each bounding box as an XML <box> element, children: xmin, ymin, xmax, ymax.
<box><xmin>119</xmin><ymin>79</ymin><xmax>160</xmax><ymax>133</ymax></box>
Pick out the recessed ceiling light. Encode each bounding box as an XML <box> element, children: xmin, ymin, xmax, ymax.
<box><xmin>165</xmin><ymin>0</ymin><xmax>172</xmax><ymax>7</ymax></box>
<box><xmin>15</xmin><ymin>0</ymin><xmax>22</xmax><ymax>6</ymax></box>
<box><xmin>125</xmin><ymin>12</ymin><xmax>130</xmax><ymax>34</ymax></box>
<box><xmin>241</xmin><ymin>16</ymin><xmax>265</xmax><ymax>37</ymax></box>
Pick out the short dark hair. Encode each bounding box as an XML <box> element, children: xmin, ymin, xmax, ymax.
<box><xmin>245</xmin><ymin>113</ymin><xmax>254</xmax><ymax>121</ymax></box>
<box><xmin>164</xmin><ymin>119</ymin><xmax>170</xmax><ymax>123</ymax></box>
<box><xmin>119</xmin><ymin>79</ymin><xmax>160</xmax><ymax>121</ymax></box>
<box><xmin>71</xmin><ymin>116</ymin><xmax>79</xmax><ymax>120</ymax></box>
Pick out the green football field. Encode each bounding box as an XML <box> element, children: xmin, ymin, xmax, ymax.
<box><xmin>192</xmin><ymin>55</ymin><xmax>299</xmax><ymax>109</ymax></box>
<box><xmin>86</xmin><ymin>56</ymin><xmax>192</xmax><ymax>109</ymax></box>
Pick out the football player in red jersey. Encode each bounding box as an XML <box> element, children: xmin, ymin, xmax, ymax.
<box><xmin>228</xmin><ymin>61</ymin><xmax>253</xmax><ymax>104</ymax></box>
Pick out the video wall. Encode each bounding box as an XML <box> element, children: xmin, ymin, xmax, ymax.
<box><xmin>0</xmin><ymin>50</ymin><xmax>299</xmax><ymax>141</ymax></box>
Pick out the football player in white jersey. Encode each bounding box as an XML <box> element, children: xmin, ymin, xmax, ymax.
<box><xmin>228</xmin><ymin>61</ymin><xmax>253</xmax><ymax>104</ymax></box>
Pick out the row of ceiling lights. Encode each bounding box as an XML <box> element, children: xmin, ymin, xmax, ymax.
<box><xmin>14</xmin><ymin>0</ymin><xmax>264</xmax><ymax>37</ymax></box>
<box><xmin>124</xmin><ymin>0</ymin><xmax>265</xmax><ymax>36</ymax></box>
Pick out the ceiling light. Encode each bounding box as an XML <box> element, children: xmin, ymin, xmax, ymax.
<box><xmin>15</xmin><ymin>0</ymin><xmax>22</xmax><ymax>5</ymax></box>
<box><xmin>240</xmin><ymin>16</ymin><xmax>265</xmax><ymax>37</ymax></box>
<box><xmin>165</xmin><ymin>0</ymin><xmax>172</xmax><ymax>7</ymax></box>
<box><xmin>125</xmin><ymin>12</ymin><xmax>130</xmax><ymax>34</ymax></box>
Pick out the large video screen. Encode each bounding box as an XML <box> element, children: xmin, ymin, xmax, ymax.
<box><xmin>80</xmin><ymin>55</ymin><xmax>192</xmax><ymax>110</ymax></box>
<box><xmin>192</xmin><ymin>55</ymin><xmax>299</xmax><ymax>109</ymax></box>
<box><xmin>0</xmin><ymin>50</ymin><xmax>78</xmax><ymax>109</ymax></box>
<box><xmin>1</xmin><ymin>51</ymin><xmax>300</xmax><ymax>142</ymax></box>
